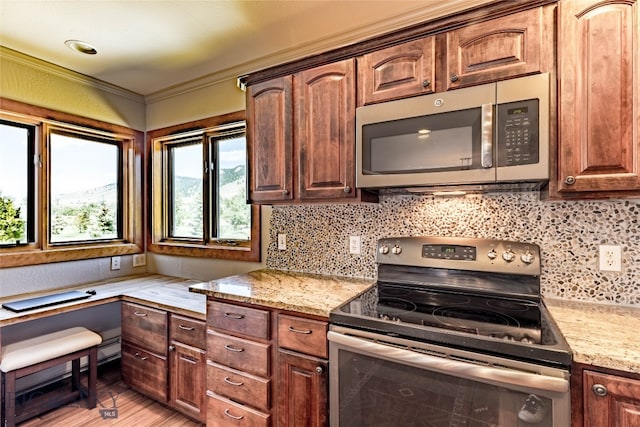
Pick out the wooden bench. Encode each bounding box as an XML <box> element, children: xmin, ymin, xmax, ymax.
<box><xmin>1</xmin><ymin>327</ymin><xmax>102</xmax><ymax>427</ymax></box>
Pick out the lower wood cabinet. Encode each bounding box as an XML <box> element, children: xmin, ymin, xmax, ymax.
<box><xmin>205</xmin><ymin>298</ymin><xmax>329</xmax><ymax>427</ymax></box>
<box><xmin>582</xmin><ymin>370</ymin><xmax>640</xmax><ymax>427</ymax></box>
<box><xmin>121</xmin><ymin>302</ymin><xmax>207</xmax><ymax>423</ymax></box>
<box><xmin>276</xmin><ymin>349</ymin><xmax>328</xmax><ymax>427</ymax></box>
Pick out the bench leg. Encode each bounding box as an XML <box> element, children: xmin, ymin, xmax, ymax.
<box><xmin>3</xmin><ymin>370</ymin><xmax>16</xmax><ymax>427</ymax></box>
<box><xmin>71</xmin><ymin>358</ymin><xmax>81</xmax><ymax>392</ymax></box>
<box><xmin>87</xmin><ymin>346</ymin><xmax>97</xmax><ymax>409</ymax></box>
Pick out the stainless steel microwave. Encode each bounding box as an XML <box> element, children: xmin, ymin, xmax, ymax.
<box><xmin>356</xmin><ymin>73</ymin><xmax>550</xmax><ymax>192</ymax></box>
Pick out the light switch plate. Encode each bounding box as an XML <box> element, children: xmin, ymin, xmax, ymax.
<box><xmin>349</xmin><ymin>236</ymin><xmax>361</xmax><ymax>255</ymax></box>
<box><xmin>133</xmin><ymin>254</ymin><xmax>146</xmax><ymax>267</ymax></box>
<box><xmin>278</xmin><ymin>233</ymin><xmax>287</xmax><ymax>250</ymax></box>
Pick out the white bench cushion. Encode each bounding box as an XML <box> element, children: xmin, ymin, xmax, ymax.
<box><xmin>0</xmin><ymin>327</ymin><xmax>102</xmax><ymax>372</ymax></box>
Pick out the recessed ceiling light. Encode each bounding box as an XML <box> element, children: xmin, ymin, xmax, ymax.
<box><xmin>64</xmin><ymin>40</ymin><xmax>97</xmax><ymax>55</ymax></box>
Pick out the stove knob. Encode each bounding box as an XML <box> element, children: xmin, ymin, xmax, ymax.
<box><xmin>379</xmin><ymin>245</ymin><xmax>389</xmax><ymax>255</ymax></box>
<box><xmin>521</xmin><ymin>250</ymin><xmax>535</xmax><ymax>264</ymax></box>
<box><xmin>502</xmin><ymin>249</ymin><xmax>515</xmax><ymax>262</ymax></box>
<box><xmin>487</xmin><ymin>249</ymin><xmax>498</xmax><ymax>260</ymax></box>
<box><xmin>391</xmin><ymin>245</ymin><xmax>402</xmax><ymax>255</ymax></box>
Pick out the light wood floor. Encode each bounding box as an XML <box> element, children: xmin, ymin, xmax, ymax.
<box><xmin>17</xmin><ymin>361</ymin><xmax>202</xmax><ymax>426</ymax></box>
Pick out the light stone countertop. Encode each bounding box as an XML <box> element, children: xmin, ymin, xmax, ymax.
<box><xmin>545</xmin><ymin>298</ymin><xmax>640</xmax><ymax>374</ymax></box>
<box><xmin>189</xmin><ymin>269</ymin><xmax>375</xmax><ymax>318</ymax></box>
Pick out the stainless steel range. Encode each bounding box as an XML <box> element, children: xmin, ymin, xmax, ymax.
<box><xmin>328</xmin><ymin>236</ymin><xmax>572</xmax><ymax>427</ymax></box>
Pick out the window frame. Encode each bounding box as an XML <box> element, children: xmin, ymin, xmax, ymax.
<box><xmin>0</xmin><ymin>98</ymin><xmax>144</xmax><ymax>268</ymax></box>
<box><xmin>148</xmin><ymin>110</ymin><xmax>260</xmax><ymax>262</ymax></box>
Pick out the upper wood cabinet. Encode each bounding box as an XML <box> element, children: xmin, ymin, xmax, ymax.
<box><xmin>247</xmin><ymin>59</ymin><xmax>375</xmax><ymax>204</ymax></box>
<box><xmin>357</xmin><ymin>6</ymin><xmax>555</xmax><ymax>105</ymax></box>
<box><xmin>295</xmin><ymin>60</ymin><xmax>357</xmax><ymax>200</ymax></box>
<box><xmin>556</xmin><ymin>0</ymin><xmax>640</xmax><ymax>195</ymax></box>
<box><xmin>247</xmin><ymin>76</ymin><xmax>294</xmax><ymax>203</ymax></box>
<box><xmin>445</xmin><ymin>7</ymin><xmax>554</xmax><ymax>90</ymax></box>
<box><xmin>358</xmin><ymin>37</ymin><xmax>436</xmax><ymax>105</ymax></box>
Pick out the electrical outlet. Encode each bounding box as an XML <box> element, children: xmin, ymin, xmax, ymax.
<box><xmin>110</xmin><ymin>256</ymin><xmax>121</xmax><ymax>271</ymax></box>
<box><xmin>349</xmin><ymin>236</ymin><xmax>361</xmax><ymax>255</ymax></box>
<box><xmin>133</xmin><ymin>254</ymin><xmax>146</xmax><ymax>267</ymax></box>
<box><xmin>278</xmin><ymin>233</ymin><xmax>287</xmax><ymax>250</ymax></box>
<box><xmin>599</xmin><ymin>245</ymin><xmax>622</xmax><ymax>272</ymax></box>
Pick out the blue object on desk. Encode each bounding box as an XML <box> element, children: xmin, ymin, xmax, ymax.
<box><xmin>1</xmin><ymin>290</ymin><xmax>94</xmax><ymax>312</ymax></box>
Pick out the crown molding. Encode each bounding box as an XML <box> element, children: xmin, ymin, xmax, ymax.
<box><xmin>0</xmin><ymin>46</ymin><xmax>145</xmax><ymax>104</ymax></box>
<box><xmin>145</xmin><ymin>0</ymin><xmax>497</xmax><ymax>103</ymax></box>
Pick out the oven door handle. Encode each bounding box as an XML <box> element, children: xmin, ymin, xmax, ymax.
<box><xmin>328</xmin><ymin>331</ymin><xmax>569</xmax><ymax>394</ymax></box>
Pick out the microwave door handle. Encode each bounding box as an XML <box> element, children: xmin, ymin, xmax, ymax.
<box><xmin>481</xmin><ymin>103</ymin><xmax>493</xmax><ymax>168</ymax></box>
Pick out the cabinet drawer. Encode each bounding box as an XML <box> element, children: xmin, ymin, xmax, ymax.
<box><xmin>207</xmin><ymin>392</ymin><xmax>271</xmax><ymax>427</ymax></box>
<box><xmin>207</xmin><ymin>330</ymin><xmax>270</xmax><ymax>377</ymax></box>
<box><xmin>122</xmin><ymin>342</ymin><xmax>167</xmax><ymax>403</ymax></box>
<box><xmin>208</xmin><ymin>300</ymin><xmax>270</xmax><ymax>340</ymax></box>
<box><xmin>207</xmin><ymin>360</ymin><xmax>270</xmax><ymax>412</ymax></box>
<box><xmin>277</xmin><ymin>314</ymin><xmax>328</xmax><ymax>358</ymax></box>
<box><xmin>170</xmin><ymin>313</ymin><xmax>206</xmax><ymax>349</ymax></box>
<box><xmin>122</xmin><ymin>301</ymin><xmax>167</xmax><ymax>355</ymax></box>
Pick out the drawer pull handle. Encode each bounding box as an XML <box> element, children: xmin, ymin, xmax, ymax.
<box><xmin>224</xmin><ymin>344</ymin><xmax>244</xmax><ymax>353</ymax></box>
<box><xmin>224</xmin><ymin>377</ymin><xmax>244</xmax><ymax>387</ymax></box>
<box><xmin>224</xmin><ymin>408</ymin><xmax>244</xmax><ymax>420</ymax></box>
<box><xmin>592</xmin><ymin>384</ymin><xmax>608</xmax><ymax>397</ymax></box>
<box><xmin>178</xmin><ymin>324</ymin><xmax>195</xmax><ymax>331</ymax></box>
<box><xmin>289</xmin><ymin>326</ymin><xmax>312</xmax><ymax>334</ymax></box>
<box><xmin>133</xmin><ymin>311</ymin><xmax>148</xmax><ymax>317</ymax></box>
<box><xmin>224</xmin><ymin>312</ymin><xmax>245</xmax><ymax>320</ymax></box>
<box><xmin>134</xmin><ymin>352</ymin><xmax>148</xmax><ymax>361</ymax></box>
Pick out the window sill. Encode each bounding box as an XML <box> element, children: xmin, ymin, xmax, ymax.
<box><xmin>147</xmin><ymin>240</ymin><xmax>260</xmax><ymax>262</ymax></box>
<box><xmin>0</xmin><ymin>243</ymin><xmax>143</xmax><ymax>268</ymax></box>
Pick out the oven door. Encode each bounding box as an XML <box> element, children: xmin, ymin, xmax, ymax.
<box><xmin>328</xmin><ymin>328</ymin><xmax>570</xmax><ymax>427</ymax></box>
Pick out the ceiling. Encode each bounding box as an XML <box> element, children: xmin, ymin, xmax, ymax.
<box><xmin>0</xmin><ymin>1</ymin><xmax>496</xmax><ymax>96</ymax></box>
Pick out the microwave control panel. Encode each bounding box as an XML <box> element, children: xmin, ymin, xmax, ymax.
<box><xmin>496</xmin><ymin>99</ymin><xmax>539</xmax><ymax>167</ymax></box>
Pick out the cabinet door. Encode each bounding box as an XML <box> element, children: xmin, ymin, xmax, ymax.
<box><xmin>277</xmin><ymin>349</ymin><xmax>328</xmax><ymax>427</ymax></box>
<box><xmin>584</xmin><ymin>370</ymin><xmax>640</xmax><ymax>427</ymax></box>
<box><xmin>557</xmin><ymin>0</ymin><xmax>640</xmax><ymax>193</ymax></box>
<box><xmin>295</xmin><ymin>59</ymin><xmax>356</xmax><ymax>200</ymax></box>
<box><xmin>358</xmin><ymin>37</ymin><xmax>436</xmax><ymax>105</ymax></box>
<box><xmin>247</xmin><ymin>76</ymin><xmax>294</xmax><ymax>202</ymax></box>
<box><xmin>169</xmin><ymin>341</ymin><xmax>207</xmax><ymax>422</ymax></box>
<box><xmin>445</xmin><ymin>7</ymin><xmax>553</xmax><ymax>90</ymax></box>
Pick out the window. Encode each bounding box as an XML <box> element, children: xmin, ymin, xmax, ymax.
<box><xmin>0</xmin><ymin>101</ymin><xmax>143</xmax><ymax>268</ymax></box>
<box><xmin>48</xmin><ymin>128</ymin><xmax>121</xmax><ymax>243</ymax></box>
<box><xmin>149</xmin><ymin>111</ymin><xmax>260</xmax><ymax>261</ymax></box>
<box><xmin>0</xmin><ymin>120</ymin><xmax>35</xmax><ymax>245</ymax></box>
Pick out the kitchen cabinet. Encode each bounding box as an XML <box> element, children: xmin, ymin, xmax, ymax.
<box><xmin>358</xmin><ymin>37</ymin><xmax>436</xmax><ymax>105</ymax></box>
<box><xmin>121</xmin><ymin>302</ymin><xmax>207</xmax><ymax>422</ymax></box>
<box><xmin>357</xmin><ymin>6</ymin><xmax>554</xmax><ymax>105</ymax></box>
<box><xmin>444</xmin><ymin>6</ymin><xmax>554</xmax><ymax>90</ymax></box>
<box><xmin>276</xmin><ymin>314</ymin><xmax>328</xmax><ymax>427</ymax></box>
<box><xmin>247</xmin><ymin>59</ymin><xmax>376</xmax><ymax>204</ymax></box>
<box><xmin>556</xmin><ymin>0</ymin><xmax>640</xmax><ymax>195</ymax></box>
<box><xmin>206</xmin><ymin>300</ymin><xmax>272</xmax><ymax>425</ymax></box>
<box><xmin>169</xmin><ymin>313</ymin><xmax>207</xmax><ymax>422</ymax></box>
<box><xmin>121</xmin><ymin>301</ymin><xmax>168</xmax><ymax>402</ymax></box>
<box><xmin>581</xmin><ymin>370</ymin><xmax>640</xmax><ymax>427</ymax></box>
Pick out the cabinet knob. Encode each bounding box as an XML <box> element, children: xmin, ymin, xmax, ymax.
<box><xmin>343</xmin><ymin>186</ymin><xmax>351</xmax><ymax>193</ymax></box>
<box><xmin>564</xmin><ymin>176</ymin><xmax>576</xmax><ymax>185</ymax></box>
<box><xmin>450</xmin><ymin>74</ymin><xmax>459</xmax><ymax>82</ymax></box>
<box><xmin>315</xmin><ymin>366</ymin><xmax>324</xmax><ymax>374</ymax></box>
<box><xmin>592</xmin><ymin>384</ymin><xmax>608</xmax><ymax>397</ymax></box>
<box><xmin>422</xmin><ymin>79</ymin><xmax>431</xmax><ymax>88</ymax></box>
<box><xmin>282</xmin><ymin>189</ymin><xmax>289</xmax><ymax>195</ymax></box>
<box><xmin>168</xmin><ymin>345</ymin><xmax>175</xmax><ymax>351</ymax></box>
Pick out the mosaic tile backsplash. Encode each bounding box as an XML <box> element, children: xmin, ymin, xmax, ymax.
<box><xmin>266</xmin><ymin>192</ymin><xmax>640</xmax><ymax>305</ymax></box>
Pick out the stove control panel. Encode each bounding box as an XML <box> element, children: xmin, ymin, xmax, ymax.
<box><xmin>377</xmin><ymin>236</ymin><xmax>541</xmax><ymax>275</ymax></box>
